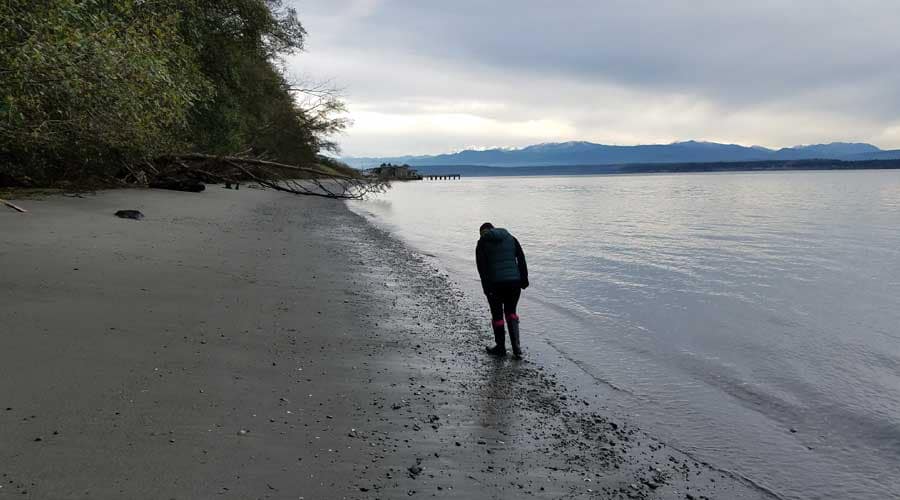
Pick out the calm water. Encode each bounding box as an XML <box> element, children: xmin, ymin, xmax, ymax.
<box><xmin>349</xmin><ymin>170</ymin><xmax>900</xmax><ymax>500</ymax></box>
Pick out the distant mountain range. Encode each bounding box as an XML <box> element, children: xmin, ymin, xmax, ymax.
<box><xmin>342</xmin><ymin>141</ymin><xmax>900</xmax><ymax>168</ymax></box>
<box><xmin>411</xmin><ymin>159</ymin><xmax>900</xmax><ymax>178</ymax></box>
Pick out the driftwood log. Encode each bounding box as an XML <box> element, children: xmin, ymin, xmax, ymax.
<box><xmin>0</xmin><ymin>198</ymin><xmax>28</xmax><ymax>213</ymax></box>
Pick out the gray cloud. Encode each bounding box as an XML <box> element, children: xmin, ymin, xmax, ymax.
<box><xmin>289</xmin><ymin>0</ymin><xmax>900</xmax><ymax>155</ymax></box>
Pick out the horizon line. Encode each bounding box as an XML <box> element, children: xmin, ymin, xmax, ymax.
<box><xmin>338</xmin><ymin>139</ymin><xmax>889</xmax><ymax>159</ymax></box>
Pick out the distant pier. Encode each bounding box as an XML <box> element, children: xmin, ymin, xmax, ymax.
<box><xmin>365</xmin><ymin>164</ymin><xmax>461</xmax><ymax>181</ymax></box>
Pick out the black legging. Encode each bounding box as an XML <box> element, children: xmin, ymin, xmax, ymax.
<box><xmin>487</xmin><ymin>284</ymin><xmax>521</xmax><ymax>328</ymax></box>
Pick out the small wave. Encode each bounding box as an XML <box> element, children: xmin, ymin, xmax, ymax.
<box><xmin>544</xmin><ymin>338</ymin><xmax>636</xmax><ymax>396</ymax></box>
<box><xmin>545</xmin><ymin>337</ymin><xmax>786</xmax><ymax>500</ymax></box>
<box><xmin>664</xmin><ymin>443</ymin><xmax>788</xmax><ymax>500</ymax></box>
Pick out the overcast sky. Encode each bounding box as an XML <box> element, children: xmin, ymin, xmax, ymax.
<box><xmin>286</xmin><ymin>0</ymin><xmax>900</xmax><ymax>157</ymax></box>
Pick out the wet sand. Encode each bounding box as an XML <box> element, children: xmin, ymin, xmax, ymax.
<box><xmin>0</xmin><ymin>188</ymin><xmax>771</xmax><ymax>499</ymax></box>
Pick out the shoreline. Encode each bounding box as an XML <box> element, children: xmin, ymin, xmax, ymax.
<box><xmin>1</xmin><ymin>188</ymin><xmax>770</xmax><ymax>498</ymax></box>
<box><xmin>348</xmin><ymin>200</ymin><xmax>784</xmax><ymax>500</ymax></box>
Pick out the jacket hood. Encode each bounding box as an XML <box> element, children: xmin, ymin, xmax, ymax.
<box><xmin>481</xmin><ymin>227</ymin><xmax>511</xmax><ymax>242</ymax></box>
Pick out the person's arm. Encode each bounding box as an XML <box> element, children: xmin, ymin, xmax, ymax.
<box><xmin>476</xmin><ymin>240</ymin><xmax>490</xmax><ymax>295</ymax></box>
<box><xmin>514</xmin><ymin>238</ymin><xmax>529</xmax><ymax>289</ymax></box>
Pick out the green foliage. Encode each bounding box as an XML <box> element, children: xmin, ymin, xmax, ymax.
<box><xmin>0</xmin><ymin>0</ymin><xmax>347</xmax><ymax>185</ymax></box>
<box><xmin>176</xmin><ymin>0</ymin><xmax>346</xmax><ymax>164</ymax></box>
<box><xmin>1</xmin><ymin>0</ymin><xmax>210</xmax><ymax>180</ymax></box>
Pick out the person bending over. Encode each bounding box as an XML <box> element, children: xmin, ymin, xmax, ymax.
<box><xmin>476</xmin><ymin>222</ymin><xmax>529</xmax><ymax>359</ymax></box>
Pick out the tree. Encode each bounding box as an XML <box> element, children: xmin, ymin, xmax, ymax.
<box><xmin>174</xmin><ymin>0</ymin><xmax>347</xmax><ymax>165</ymax></box>
<box><xmin>1</xmin><ymin>0</ymin><xmax>209</xmax><ymax>182</ymax></box>
<box><xmin>0</xmin><ymin>0</ymin><xmax>354</xmax><ymax>192</ymax></box>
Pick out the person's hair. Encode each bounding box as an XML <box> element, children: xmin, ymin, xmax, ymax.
<box><xmin>479</xmin><ymin>222</ymin><xmax>494</xmax><ymax>232</ymax></box>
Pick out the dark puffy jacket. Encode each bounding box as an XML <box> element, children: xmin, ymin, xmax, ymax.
<box><xmin>476</xmin><ymin>228</ymin><xmax>528</xmax><ymax>294</ymax></box>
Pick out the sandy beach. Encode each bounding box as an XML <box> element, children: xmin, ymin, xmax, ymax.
<box><xmin>0</xmin><ymin>188</ymin><xmax>771</xmax><ymax>499</ymax></box>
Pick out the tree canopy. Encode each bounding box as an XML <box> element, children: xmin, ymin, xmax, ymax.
<box><xmin>0</xmin><ymin>0</ymin><xmax>348</xmax><ymax>185</ymax></box>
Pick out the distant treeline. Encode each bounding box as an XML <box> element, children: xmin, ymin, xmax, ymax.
<box><xmin>414</xmin><ymin>159</ymin><xmax>900</xmax><ymax>177</ymax></box>
<box><xmin>0</xmin><ymin>0</ymin><xmax>350</xmax><ymax>186</ymax></box>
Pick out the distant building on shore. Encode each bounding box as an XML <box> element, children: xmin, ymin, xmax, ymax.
<box><xmin>366</xmin><ymin>163</ymin><xmax>422</xmax><ymax>181</ymax></box>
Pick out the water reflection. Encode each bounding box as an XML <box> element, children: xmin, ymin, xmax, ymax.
<box><xmin>478</xmin><ymin>358</ymin><xmax>517</xmax><ymax>433</ymax></box>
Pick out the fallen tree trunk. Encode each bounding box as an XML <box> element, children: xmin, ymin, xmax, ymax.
<box><xmin>221</xmin><ymin>160</ymin><xmax>364</xmax><ymax>199</ymax></box>
<box><xmin>147</xmin><ymin>154</ymin><xmax>387</xmax><ymax>200</ymax></box>
<box><xmin>165</xmin><ymin>154</ymin><xmax>356</xmax><ymax>179</ymax></box>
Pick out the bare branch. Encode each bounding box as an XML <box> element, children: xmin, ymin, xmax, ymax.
<box><xmin>148</xmin><ymin>153</ymin><xmax>388</xmax><ymax>200</ymax></box>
